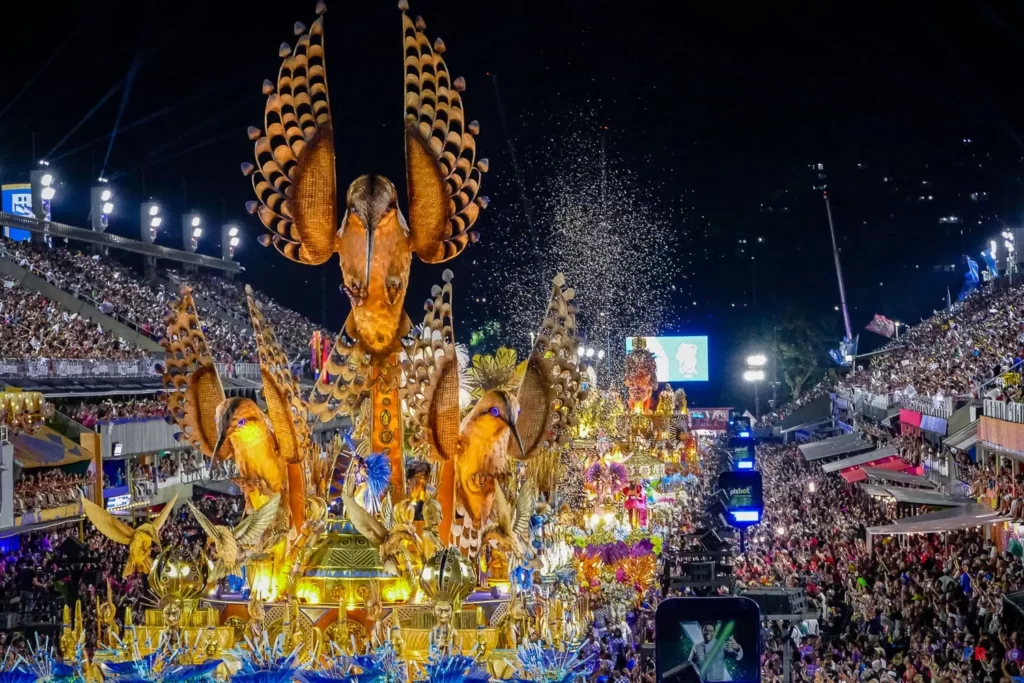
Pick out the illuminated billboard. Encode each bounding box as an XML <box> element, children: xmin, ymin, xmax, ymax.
<box><xmin>1</xmin><ymin>184</ymin><xmax>32</xmax><ymax>242</ymax></box>
<box><xmin>626</xmin><ymin>335</ymin><xmax>709</xmax><ymax>382</ymax></box>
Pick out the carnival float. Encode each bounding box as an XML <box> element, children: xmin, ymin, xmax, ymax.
<box><xmin>0</xmin><ymin>4</ymin><xmax>697</xmax><ymax>682</ymax></box>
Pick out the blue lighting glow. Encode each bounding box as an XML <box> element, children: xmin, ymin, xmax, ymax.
<box><xmin>737</xmin><ymin>461</ymin><xmax>754</xmax><ymax>470</ymax></box>
<box><xmin>731</xmin><ymin>510</ymin><xmax>761</xmax><ymax>523</ymax></box>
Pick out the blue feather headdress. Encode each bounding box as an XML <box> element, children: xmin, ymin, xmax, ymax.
<box><xmin>0</xmin><ymin>648</ymin><xmax>35</xmax><ymax>683</ymax></box>
<box><xmin>512</xmin><ymin>643</ymin><xmax>592</xmax><ymax>683</ymax></box>
<box><xmin>422</xmin><ymin>648</ymin><xmax>489</xmax><ymax>683</ymax></box>
<box><xmin>16</xmin><ymin>635</ymin><xmax>85</xmax><ymax>683</ymax></box>
<box><xmin>99</xmin><ymin>628</ymin><xmax>224</xmax><ymax>683</ymax></box>
<box><xmin>360</xmin><ymin>453</ymin><xmax>393</xmax><ymax>512</ymax></box>
<box><xmin>227</xmin><ymin>630</ymin><xmax>305</xmax><ymax>683</ymax></box>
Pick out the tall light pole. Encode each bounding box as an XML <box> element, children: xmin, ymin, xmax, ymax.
<box><xmin>745</xmin><ymin>354</ymin><xmax>767</xmax><ymax>420</ymax></box>
<box><xmin>823</xmin><ymin>191</ymin><xmax>853</xmax><ymax>342</ymax></box>
<box><xmin>29</xmin><ymin>162</ymin><xmax>56</xmax><ymax>246</ymax></box>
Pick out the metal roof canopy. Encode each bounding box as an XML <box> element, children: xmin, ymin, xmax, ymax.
<box><xmin>0</xmin><ymin>211</ymin><xmax>242</xmax><ymax>273</ymax></box>
<box><xmin>820</xmin><ymin>446</ymin><xmax>900</xmax><ymax>473</ymax></box>
<box><xmin>867</xmin><ymin>501</ymin><xmax>1007</xmax><ymax>536</ymax></box>
<box><xmin>858</xmin><ymin>482</ymin><xmax>894</xmax><ymax>498</ymax></box>
<box><xmin>862</xmin><ymin>466</ymin><xmax>938</xmax><ymax>488</ymax></box>
<box><xmin>799</xmin><ymin>432</ymin><xmax>874</xmax><ymax>461</ymax></box>
<box><xmin>884</xmin><ymin>488</ymin><xmax>972</xmax><ymax>507</ymax></box>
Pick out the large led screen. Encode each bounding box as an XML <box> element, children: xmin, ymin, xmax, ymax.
<box><xmin>626</xmin><ymin>336</ymin><xmax>709</xmax><ymax>382</ymax></box>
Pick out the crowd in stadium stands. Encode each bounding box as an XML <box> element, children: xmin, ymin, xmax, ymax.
<box><xmin>168</xmin><ymin>270</ymin><xmax>326</xmax><ymax>357</ymax></box>
<box><xmin>0</xmin><ymin>495</ymin><xmax>242</xmax><ymax>652</ymax></box>
<box><xmin>12</xmin><ymin>471</ymin><xmax>91</xmax><ymax>517</ymax></box>
<box><xmin>839</xmin><ymin>283</ymin><xmax>1024</xmax><ymax>403</ymax></box>
<box><xmin>65</xmin><ymin>397</ymin><xmax>167</xmax><ymax>427</ymax></box>
<box><xmin>0</xmin><ymin>281</ymin><xmax>145</xmax><ymax>360</ymax></box>
<box><xmin>0</xmin><ymin>238</ymin><xmax>331</xmax><ymax>364</ymax></box>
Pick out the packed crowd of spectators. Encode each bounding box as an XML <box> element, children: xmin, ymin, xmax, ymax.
<box><xmin>0</xmin><ymin>495</ymin><xmax>242</xmax><ymax>651</ymax></box>
<box><xmin>731</xmin><ymin>441</ymin><xmax>1024</xmax><ymax>682</ymax></box>
<box><xmin>0</xmin><ymin>238</ymin><xmax>332</xmax><ymax>364</ymax></box>
<box><xmin>12</xmin><ymin>471</ymin><xmax>91</xmax><ymax>517</ymax></box>
<box><xmin>169</xmin><ymin>270</ymin><xmax>328</xmax><ymax>358</ymax></box>
<box><xmin>62</xmin><ymin>397</ymin><xmax>167</xmax><ymax>427</ymax></box>
<box><xmin>840</xmin><ymin>283</ymin><xmax>1024</xmax><ymax>404</ymax></box>
<box><xmin>0</xmin><ymin>280</ymin><xmax>145</xmax><ymax>360</ymax></box>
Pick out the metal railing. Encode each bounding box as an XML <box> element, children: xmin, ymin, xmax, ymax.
<box><xmin>0</xmin><ymin>357</ymin><xmax>158</xmax><ymax>378</ymax></box>
<box><xmin>984</xmin><ymin>399</ymin><xmax>1024</xmax><ymax>424</ymax></box>
<box><xmin>903</xmin><ymin>396</ymin><xmax>954</xmax><ymax>419</ymax></box>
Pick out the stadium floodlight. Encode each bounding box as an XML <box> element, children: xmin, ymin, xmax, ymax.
<box><xmin>40</xmin><ymin>173</ymin><xmax>54</xmax><ymax>187</ymax></box>
<box><xmin>597</xmin><ymin>349</ymin><xmax>605</xmax><ymax>360</ymax></box>
<box><xmin>743</xmin><ymin>369</ymin><xmax>765</xmax><ymax>382</ymax></box>
<box><xmin>229</xmin><ymin>226</ymin><xmax>239</xmax><ymax>238</ymax></box>
<box><xmin>40</xmin><ymin>186</ymin><xmax>56</xmax><ymax>200</ymax></box>
<box><xmin>746</xmin><ymin>354</ymin><xmax>767</xmax><ymax>367</ymax></box>
<box><xmin>230</xmin><ymin>236</ymin><xmax>240</xmax><ymax>247</ymax></box>
<box><xmin>141</xmin><ymin>201</ymin><xmax>162</xmax><ymax>243</ymax></box>
<box><xmin>90</xmin><ymin>184</ymin><xmax>112</xmax><ymax>232</ymax></box>
<box><xmin>193</xmin><ymin>227</ymin><xmax>203</xmax><ymax>238</ymax></box>
<box><xmin>191</xmin><ymin>216</ymin><xmax>201</xmax><ymax>228</ymax></box>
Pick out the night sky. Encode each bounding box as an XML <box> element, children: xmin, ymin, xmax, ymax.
<box><xmin>4</xmin><ymin>1</ymin><xmax>1024</xmax><ymax>406</ymax></box>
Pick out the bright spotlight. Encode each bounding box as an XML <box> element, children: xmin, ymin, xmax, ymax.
<box><xmin>149</xmin><ymin>205</ymin><xmax>160</xmax><ymax>217</ymax></box>
<box><xmin>585</xmin><ymin>347</ymin><xmax>595</xmax><ymax>358</ymax></box>
<box><xmin>228</xmin><ymin>226</ymin><xmax>239</xmax><ymax>237</ymax></box>
<box><xmin>743</xmin><ymin>370</ymin><xmax>765</xmax><ymax>382</ymax></box>
<box><xmin>192</xmin><ymin>227</ymin><xmax>203</xmax><ymax>238</ymax></box>
<box><xmin>746</xmin><ymin>354</ymin><xmax>767</xmax><ymax>366</ymax></box>
<box><xmin>597</xmin><ymin>349</ymin><xmax>605</xmax><ymax>360</ymax></box>
<box><xmin>100</xmin><ymin>189</ymin><xmax>112</xmax><ymax>202</ymax></box>
<box><xmin>229</xmin><ymin>236</ymin><xmax>240</xmax><ymax>247</ymax></box>
<box><xmin>150</xmin><ymin>217</ymin><xmax>162</xmax><ymax>228</ymax></box>
<box><xmin>101</xmin><ymin>202</ymin><xmax>114</xmax><ymax>214</ymax></box>
<box><xmin>191</xmin><ymin>216</ymin><xmax>201</xmax><ymax>228</ymax></box>
<box><xmin>40</xmin><ymin>174</ymin><xmax>54</xmax><ymax>187</ymax></box>
<box><xmin>40</xmin><ymin>187</ymin><xmax>56</xmax><ymax>200</ymax></box>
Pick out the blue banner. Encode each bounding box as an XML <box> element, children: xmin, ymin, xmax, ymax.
<box><xmin>958</xmin><ymin>256</ymin><xmax>980</xmax><ymax>301</ymax></box>
<box><xmin>1</xmin><ymin>183</ymin><xmax>32</xmax><ymax>241</ymax></box>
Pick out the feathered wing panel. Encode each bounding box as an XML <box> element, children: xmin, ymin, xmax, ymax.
<box><xmin>233</xmin><ymin>494</ymin><xmax>282</xmax><ymax>546</ymax></box>
<box><xmin>514</xmin><ymin>274</ymin><xmax>587</xmax><ymax>459</ymax></box>
<box><xmin>305</xmin><ymin>328</ymin><xmax>374</xmax><ymax>421</ymax></box>
<box><xmin>245</xmin><ymin>4</ymin><xmax>339</xmax><ymax>266</ymax></box>
<box><xmin>160</xmin><ymin>287</ymin><xmax>226</xmax><ymax>458</ymax></box>
<box><xmin>401</xmin><ymin>269</ymin><xmax>461</xmax><ymax>462</ymax></box>
<box><xmin>81</xmin><ymin>497</ymin><xmax>135</xmax><ymax>545</ymax></box>
<box><xmin>244</xmin><ymin>286</ymin><xmax>314</xmax><ymax>465</ymax></box>
<box><xmin>401</xmin><ymin>5</ymin><xmax>488</xmax><ymax>263</ymax></box>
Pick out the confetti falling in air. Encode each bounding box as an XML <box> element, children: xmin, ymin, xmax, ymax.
<box><xmin>469</xmin><ymin>109</ymin><xmax>680</xmax><ymax>385</ymax></box>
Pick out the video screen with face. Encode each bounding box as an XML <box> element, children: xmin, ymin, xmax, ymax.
<box><xmin>657</xmin><ymin>598</ymin><xmax>761</xmax><ymax>683</ymax></box>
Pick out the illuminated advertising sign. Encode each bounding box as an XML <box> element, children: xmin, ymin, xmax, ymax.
<box><xmin>1</xmin><ymin>183</ymin><xmax>32</xmax><ymax>242</ymax></box>
<box><xmin>728</xmin><ymin>437</ymin><xmax>755</xmax><ymax>471</ymax></box>
<box><xmin>626</xmin><ymin>335</ymin><xmax>709</xmax><ymax>382</ymax></box>
<box><xmin>657</xmin><ymin>597</ymin><xmax>762</xmax><ymax>683</ymax></box>
<box><xmin>717</xmin><ymin>470</ymin><xmax>763</xmax><ymax>528</ymax></box>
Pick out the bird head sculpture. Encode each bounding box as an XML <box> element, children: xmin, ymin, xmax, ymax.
<box><xmin>457</xmin><ymin>389</ymin><xmax>524</xmax><ymax>523</ymax></box>
<box><xmin>245</xmin><ymin>1</ymin><xmax>488</xmax><ymax>419</ymax></box>
<box><xmin>211</xmin><ymin>397</ymin><xmax>278</xmax><ymax>467</ymax></box>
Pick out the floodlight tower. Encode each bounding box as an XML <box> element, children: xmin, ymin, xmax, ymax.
<box><xmin>182</xmin><ymin>212</ymin><xmax>202</xmax><ymax>273</ymax></box>
<box><xmin>89</xmin><ymin>178</ymin><xmax>114</xmax><ymax>255</ymax></box>
<box><xmin>140</xmin><ymin>200</ymin><xmax>162</xmax><ymax>277</ymax></box>
<box><xmin>29</xmin><ymin>161</ymin><xmax>56</xmax><ymax>245</ymax></box>
<box><xmin>221</xmin><ymin>224</ymin><xmax>241</xmax><ymax>262</ymax></box>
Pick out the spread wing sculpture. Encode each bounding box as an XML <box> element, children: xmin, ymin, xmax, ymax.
<box><xmin>243</xmin><ymin>1</ymin><xmax>488</xmax><ymax>421</ymax></box>
<box><xmin>82</xmin><ymin>494</ymin><xmax>179</xmax><ymax>577</ymax></box>
<box><xmin>403</xmin><ymin>273</ymin><xmax>587</xmax><ymax>556</ymax></box>
<box><xmin>186</xmin><ymin>494</ymin><xmax>282</xmax><ymax>582</ymax></box>
<box><xmin>160</xmin><ymin>287</ymin><xmax>316</xmax><ymax>532</ymax></box>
